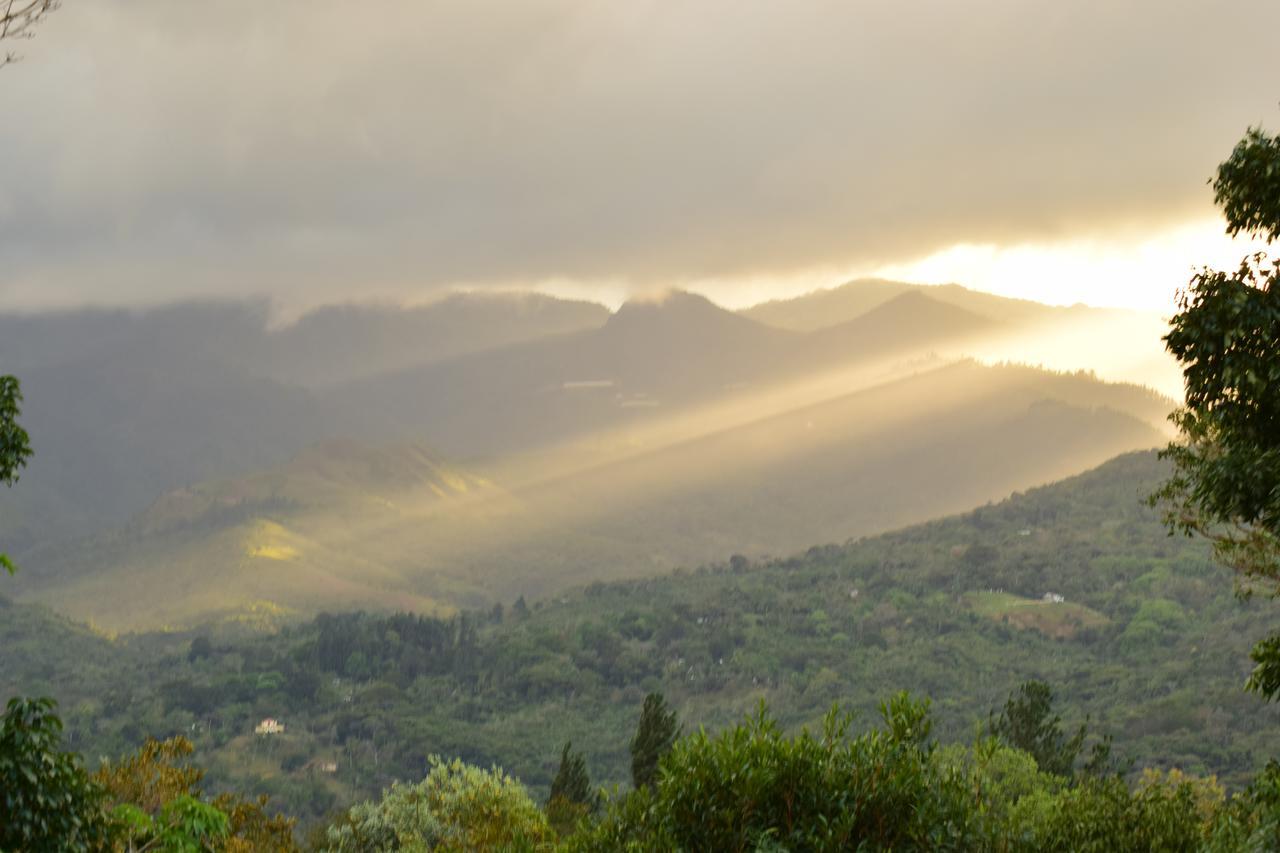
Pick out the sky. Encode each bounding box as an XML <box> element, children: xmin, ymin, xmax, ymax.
<box><xmin>1</xmin><ymin>1</ymin><xmax>1278</xmax><ymax>315</ymax></box>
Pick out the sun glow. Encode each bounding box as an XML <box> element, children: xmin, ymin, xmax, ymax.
<box><xmin>871</xmin><ymin>219</ymin><xmax>1271</xmax><ymax>314</ymax></box>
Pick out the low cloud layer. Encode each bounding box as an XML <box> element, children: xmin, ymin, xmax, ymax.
<box><xmin>1</xmin><ymin>1</ymin><xmax>1278</xmax><ymax>310</ymax></box>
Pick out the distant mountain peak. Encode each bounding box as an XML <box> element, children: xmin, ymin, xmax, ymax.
<box><xmin>612</xmin><ymin>289</ymin><xmax>720</xmax><ymax>318</ymax></box>
<box><xmin>857</xmin><ymin>289</ymin><xmax>994</xmax><ymax>325</ymax></box>
<box><xmin>607</xmin><ymin>290</ymin><xmax>773</xmax><ymax>338</ymax></box>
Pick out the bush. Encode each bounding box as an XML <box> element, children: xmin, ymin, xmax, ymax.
<box><xmin>324</xmin><ymin>755</ymin><xmax>554</xmax><ymax>851</ymax></box>
<box><xmin>570</xmin><ymin>694</ymin><xmax>979</xmax><ymax>851</ymax></box>
<box><xmin>1008</xmin><ymin>772</ymin><xmax>1206</xmax><ymax>852</ymax></box>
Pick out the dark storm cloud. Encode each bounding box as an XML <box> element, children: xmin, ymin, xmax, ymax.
<box><xmin>1</xmin><ymin>0</ymin><xmax>1277</xmax><ymax>308</ymax></box>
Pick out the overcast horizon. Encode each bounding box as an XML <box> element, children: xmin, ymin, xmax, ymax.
<box><xmin>2</xmin><ymin>1</ymin><xmax>1278</xmax><ymax>315</ymax></box>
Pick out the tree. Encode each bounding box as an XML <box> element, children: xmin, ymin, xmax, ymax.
<box><xmin>0</xmin><ymin>375</ymin><xmax>33</xmax><ymax>575</ymax></box>
<box><xmin>1</xmin><ymin>0</ymin><xmax>59</xmax><ymax>67</ymax></box>
<box><xmin>0</xmin><ymin>697</ymin><xmax>110</xmax><ymax>851</ymax></box>
<box><xmin>629</xmin><ymin>691</ymin><xmax>679</xmax><ymax>790</ymax></box>
<box><xmin>547</xmin><ymin>740</ymin><xmax>593</xmax><ymax>837</ymax></box>
<box><xmin>95</xmin><ymin>735</ymin><xmax>300</xmax><ymax>851</ymax></box>
<box><xmin>549</xmin><ymin>740</ymin><xmax>592</xmax><ymax>807</ymax></box>
<box><xmin>110</xmin><ymin>796</ymin><xmax>230</xmax><ymax>853</ymax></box>
<box><xmin>325</xmin><ymin>755</ymin><xmax>553</xmax><ymax>851</ymax></box>
<box><xmin>988</xmin><ymin>680</ymin><xmax>1085</xmax><ymax>778</ymax></box>
<box><xmin>574</xmin><ymin>697</ymin><xmax>981</xmax><ymax>851</ymax></box>
<box><xmin>1152</xmin><ymin>121</ymin><xmax>1280</xmax><ymax>699</ymax></box>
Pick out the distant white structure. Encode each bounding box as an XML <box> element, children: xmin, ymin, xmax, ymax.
<box><xmin>255</xmin><ymin>718</ymin><xmax>285</xmax><ymax>735</ymax></box>
<box><xmin>1042</xmin><ymin>593</ymin><xmax>1065</xmax><ymax>604</ymax></box>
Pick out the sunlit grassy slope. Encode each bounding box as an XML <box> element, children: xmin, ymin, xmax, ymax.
<box><xmin>19</xmin><ymin>360</ymin><xmax>1169</xmax><ymax>632</ymax></box>
<box><xmin>964</xmin><ymin>591</ymin><xmax>1109</xmax><ymax>639</ymax></box>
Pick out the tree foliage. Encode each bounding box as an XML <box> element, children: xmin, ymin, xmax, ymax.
<box><xmin>0</xmin><ymin>696</ymin><xmax>110</xmax><ymax>851</ymax></box>
<box><xmin>1214</xmin><ymin>127</ymin><xmax>1280</xmax><ymax>243</ymax></box>
<box><xmin>549</xmin><ymin>741</ymin><xmax>592</xmax><ymax>807</ymax></box>
<box><xmin>0</xmin><ymin>374</ymin><xmax>33</xmax><ymax>575</ymax></box>
<box><xmin>987</xmin><ymin>680</ymin><xmax>1086</xmax><ymax>778</ymax></box>
<box><xmin>110</xmin><ymin>795</ymin><xmax>230</xmax><ymax>853</ymax></box>
<box><xmin>573</xmin><ymin>695</ymin><xmax>984</xmax><ymax>851</ymax></box>
<box><xmin>547</xmin><ymin>741</ymin><xmax>594</xmax><ymax>837</ymax></box>
<box><xmin>324</xmin><ymin>755</ymin><xmax>554</xmax><ymax>852</ymax></box>
<box><xmin>629</xmin><ymin>691</ymin><xmax>679</xmax><ymax>790</ymax></box>
<box><xmin>95</xmin><ymin>735</ymin><xmax>298</xmax><ymax>851</ymax></box>
<box><xmin>1153</xmin><ymin>122</ymin><xmax>1280</xmax><ymax>700</ymax></box>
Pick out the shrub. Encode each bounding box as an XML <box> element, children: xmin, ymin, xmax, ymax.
<box><xmin>324</xmin><ymin>755</ymin><xmax>554</xmax><ymax>851</ymax></box>
<box><xmin>569</xmin><ymin>694</ymin><xmax>979</xmax><ymax>851</ymax></box>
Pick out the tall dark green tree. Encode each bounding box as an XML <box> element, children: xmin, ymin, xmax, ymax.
<box><xmin>548</xmin><ymin>741</ymin><xmax>591</xmax><ymax>808</ymax></box>
<box><xmin>0</xmin><ymin>375</ymin><xmax>33</xmax><ymax>575</ymax></box>
<box><xmin>1152</xmin><ymin>121</ymin><xmax>1280</xmax><ymax>699</ymax></box>
<box><xmin>988</xmin><ymin>680</ymin><xmax>1085</xmax><ymax>778</ymax></box>
<box><xmin>630</xmin><ymin>691</ymin><xmax>679</xmax><ymax>790</ymax></box>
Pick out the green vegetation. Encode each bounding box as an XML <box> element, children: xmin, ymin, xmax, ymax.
<box><xmin>1153</xmin><ymin>120</ymin><xmax>1280</xmax><ymax>701</ymax></box>
<box><xmin>0</xmin><ymin>697</ymin><xmax>110</xmax><ymax>851</ymax></box>
<box><xmin>629</xmin><ymin>692</ymin><xmax>679</xmax><ymax>790</ymax></box>
<box><xmin>0</xmin><ymin>699</ymin><xmax>298</xmax><ymax>852</ymax></box>
<box><xmin>988</xmin><ymin>680</ymin><xmax>1105</xmax><ymax>779</ymax></box>
<box><xmin>10</xmin><ymin>681</ymin><xmax>1280</xmax><ymax>850</ymax></box>
<box><xmin>964</xmin><ymin>591</ymin><xmax>1108</xmax><ymax>640</ymax></box>
<box><xmin>319</xmin><ymin>695</ymin><xmax>1280</xmax><ymax>851</ymax></box>
<box><xmin>5</xmin><ymin>449</ymin><xmax>1280</xmax><ymax>838</ymax></box>
<box><xmin>548</xmin><ymin>742</ymin><xmax>592</xmax><ymax>810</ymax></box>
<box><xmin>0</xmin><ymin>374</ymin><xmax>32</xmax><ymax>575</ymax></box>
<box><xmin>323</xmin><ymin>756</ymin><xmax>554</xmax><ymax>852</ymax></box>
<box><xmin>573</xmin><ymin>695</ymin><xmax>978</xmax><ymax>851</ymax></box>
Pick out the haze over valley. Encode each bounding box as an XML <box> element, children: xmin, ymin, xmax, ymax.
<box><xmin>2</xmin><ymin>281</ymin><xmax>1173</xmax><ymax>630</ymax></box>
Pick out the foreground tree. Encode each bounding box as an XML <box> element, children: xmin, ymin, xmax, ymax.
<box><xmin>549</xmin><ymin>740</ymin><xmax>592</xmax><ymax>807</ymax></box>
<box><xmin>324</xmin><ymin>756</ymin><xmax>553</xmax><ymax>851</ymax></box>
<box><xmin>573</xmin><ymin>695</ymin><xmax>982</xmax><ymax>850</ymax></box>
<box><xmin>547</xmin><ymin>741</ymin><xmax>594</xmax><ymax>836</ymax></box>
<box><xmin>0</xmin><ymin>375</ymin><xmax>33</xmax><ymax>574</ymax></box>
<box><xmin>0</xmin><ymin>697</ymin><xmax>110</xmax><ymax>851</ymax></box>
<box><xmin>1152</xmin><ymin>121</ymin><xmax>1280</xmax><ymax>699</ymax></box>
<box><xmin>629</xmin><ymin>691</ymin><xmax>679</xmax><ymax>790</ymax></box>
<box><xmin>95</xmin><ymin>735</ymin><xmax>298</xmax><ymax>851</ymax></box>
<box><xmin>987</xmin><ymin>680</ymin><xmax>1118</xmax><ymax>780</ymax></box>
<box><xmin>988</xmin><ymin>681</ymin><xmax>1085</xmax><ymax>778</ymax></box>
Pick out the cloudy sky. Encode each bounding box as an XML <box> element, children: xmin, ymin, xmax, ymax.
<box><xmin>1</xmin><ymin>0</ymin><xmax>1277</xmax><ymax>314</ymax></box>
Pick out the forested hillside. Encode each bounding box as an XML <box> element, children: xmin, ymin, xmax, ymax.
<box><xmin>5</xmin><ymin>450</ymin><xmax>1276</xmax><ymax>828</ymax></box>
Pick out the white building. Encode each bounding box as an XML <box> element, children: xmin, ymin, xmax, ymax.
<box><xmin>255</xmin><ymin>718</ymin><xmax>285</xmax><ymax>735</ymax></box>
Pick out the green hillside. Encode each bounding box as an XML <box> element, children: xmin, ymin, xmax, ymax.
<box><xmin>5</xmin><ymin>450</ymin><xmax>1277</xmax><ymax>826</ymax></box>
